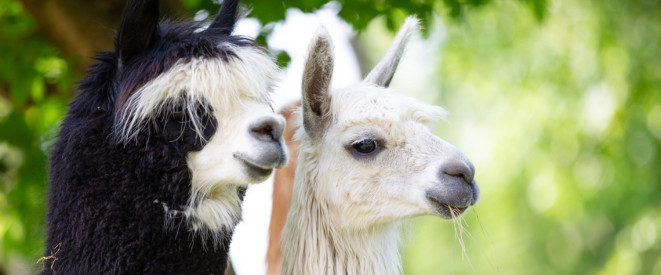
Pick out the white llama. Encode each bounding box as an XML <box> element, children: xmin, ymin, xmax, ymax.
<box><xmin>281</xmin><ymin>17</ymin><xmax>480</xmax><ymax>274</ymax></box>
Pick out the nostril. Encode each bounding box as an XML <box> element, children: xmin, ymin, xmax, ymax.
<box><xmin>253</xmin><ymin>125</ymin><xmax>273</xmax><ymax>138</ymax></box>
<box><xmin>441</xmin><ymin>162</ymin><xmax>475</xmax><ymax>185</ymax></box>
<box><xmin>250</xmin><ymin>117</ymin><xmax>284</xmax><ymax>142</ymax></box>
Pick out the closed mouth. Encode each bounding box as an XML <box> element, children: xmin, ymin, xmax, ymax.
<box><xmin>242</xmin><ymin>160</ymin><xmax>273</xmax><ymax>178</ymax></box>
<box><xmin>427</xmin><ymin>196</ymin><xmax>468</xmax><ymax>219</ymax></box>
<box><xmin>234</xmin><ymin>153</ymin><xmax>275</xmax><ymax>179</ymax></box>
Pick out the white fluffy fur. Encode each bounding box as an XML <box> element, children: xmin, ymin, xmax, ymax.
<box><xmin>283</xmin><ymin>17</ymin><xmax>473</xmax><ymax>274</ymax></box>
<box><xmin>186</xmin><ymin>101</ymin><xmax>285</xmax><ymax>234</ymax></box>
<box><xmin>118</xmin><ymin>45</ymin><xmax>285</xmax><ymax>237</ymax></box>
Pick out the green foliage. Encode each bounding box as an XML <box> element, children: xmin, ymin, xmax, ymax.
<box><xmin>0</xmin><ymin>0</ymin><xmax>74</xmax><ymax>270</ymax></box>
<box><xmin>393</xmin><ymin>0</ymin><xmax>661</xmax><ymax>274</ymax></box>
<box><xmin>192</xmin><ymin>0</ymin><xmax>510</xmax><ymax>35</ymax></box>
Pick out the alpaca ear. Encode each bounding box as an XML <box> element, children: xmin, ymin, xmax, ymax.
<box><xmin>116</xmin><ymin>0</ymin><xmax>159</xmax><ymax>65</ymax></box>
<box><xmin>206</xmin><ymin>0</ymin><xmax>240</xmax><ymax>35</ymax></box>
<box><xmin>301</xmin><ymin>27</ymin><xmax>334</xmax><ymax>138</ymax></box>
<box><xmin>364</xmin><ymin>16</ymin><xmax>419</xmax><ymax>87</ymax></box>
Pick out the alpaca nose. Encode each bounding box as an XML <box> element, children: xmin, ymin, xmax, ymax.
<box><xmin>440</xmin><ymin>160</ymin><xmax>475</xmax><ymax>185</ymax></box>
<box><xmin>250</xmin><ymin>116</ymin><xmax>285</xmax><ymax>142</ymax></box>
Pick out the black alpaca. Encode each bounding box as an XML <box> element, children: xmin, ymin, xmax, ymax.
<box><xmin>44</xmin><ymin>0</ymin><xmax>287</xmax><ymax>273</ymax></box>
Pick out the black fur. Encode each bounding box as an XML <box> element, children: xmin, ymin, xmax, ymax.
<box><xmin>44</xmin><ymin>0</ymin><xmax>252</xmax><ymax>273</ymax></box>
<box><xmin>207</xmin><ymin>0</ymin><xmax>239</xmax><ymax>34</ymax></box>
<box><xmin>116</xmin><ymin>0</ymin><xmax>159</xmax><ymax>64</ymax></box>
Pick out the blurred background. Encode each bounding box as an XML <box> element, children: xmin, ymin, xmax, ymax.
<box><xmin>1</xmin><ymin>0</ymin><xmax>660</xmax><ymax>274</ymax></box>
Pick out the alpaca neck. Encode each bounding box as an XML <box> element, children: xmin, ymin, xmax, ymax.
<box><xmin>44</xmin><ymin>110</ymin><xmax>231</xmax><ymax>274</ymax></box>
<box><xmin>282</xmin><ymin>159</ymin><xmax>403</xmax><ymax>275</ymax></box>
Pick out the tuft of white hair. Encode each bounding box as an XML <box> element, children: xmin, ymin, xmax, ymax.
<box><xmin>115</xmin><ymin>46</ymin><xmax>277</xmax><ymax>144</ymax></box>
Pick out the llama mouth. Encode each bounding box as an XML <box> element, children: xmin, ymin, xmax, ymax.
<box><xmin>243</xmin><ymin>161</ymin><xmax>272</xmax><ymax>178</ymax></box>
<box><xmin>427</xmin><ymin>196</ymin><xmax>468</xmax><ymax>219</ymax></box>
<box><xmin>234</xmin><ymin>153</ymin><xmax>275</xmax><ymax>179</ymax></box>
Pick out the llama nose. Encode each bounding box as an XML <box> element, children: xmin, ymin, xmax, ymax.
<box><xmin>250</xmin><ymin>116</ymin><xmax>284</xmax><ymax>142</ymax></box>
<box><xmin>440</xmin><ymin>160</ymin><xmax>475</xmax><ymax>185</ymax></box>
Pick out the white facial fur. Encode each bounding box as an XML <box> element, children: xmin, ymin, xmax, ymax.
<box><xmin>186</xmin><ymin>100</ymin><xmax>287</xmax><ymax>233</ymax></box>
<box><xmin>119</xmin><ymin>46</ymin><xmax>288</xmax><ymax>234</ymax></box>
<box><xmin>296</xmin><ymin>17</ymin><xmax>478</xmax><ymax>229</ymax></box>
<box><xmin>297</xmin><ymin>83</ymin><xmax>474</xmax><ymax>228</ymax></box>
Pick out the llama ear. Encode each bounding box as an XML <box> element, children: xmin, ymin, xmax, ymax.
<box><xmin>301</xmin><ymin>27</ymin><xmax>334</xmax><ymax>137</ymax></box>
<box><xmin>364</xmin><ymin>16</ymin><xmax>419</xmax><ymax>87</ymax></box>
<box><xmin>206</xmin><ymin>0</ymin><xmax>240</xmax><ymax>35</ymax></box>
<box><xmin>116</xmin><ymin>0</ymin><xmax>159</xmax><ymax>65</ymax></box>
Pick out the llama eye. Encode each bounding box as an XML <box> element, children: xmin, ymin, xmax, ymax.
<box><xmin>170</xmin><ymin>111</ymin><xmax>184</xmax><ymax>121</ymax></box>
<box><xmin>352</xmin><ymin>139</ymin><xmax>378</xmax><ymax>154</ymax></box>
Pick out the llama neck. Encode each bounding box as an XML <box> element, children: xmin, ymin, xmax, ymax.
<box><xmin>282</xmin><ymin>156</ymin><xmax>403</xmax><ymax>275</ymax></box>
<box><xmin>45</xmin><ymin>110</ymin><xmax>231</xmax><ymax>274</ymax></box>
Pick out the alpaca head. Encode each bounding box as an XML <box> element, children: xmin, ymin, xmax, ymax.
<box><xmin>111</xmin><ymin>0</ymin><xmax>287</xmax><ymax>231</ymax></box>
<box><xmin>298</xmin><ymin>18</ymin><xmax>479</xmax><ymax>228</ymax></box>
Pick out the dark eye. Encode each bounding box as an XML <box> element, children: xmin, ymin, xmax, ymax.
<box><xmin>352</xmin><ymin>139</ymin><xmax>378</xmax><ymax>154</ymax></box>
<box><xmin>170</xmin><ymin>111</ymin><xmax>184</xmax><ymax>121</ymax></box>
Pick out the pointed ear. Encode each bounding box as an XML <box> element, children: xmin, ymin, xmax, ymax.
<box><xmin>206</xmin><ymin>0</ymin><xmax>240</xmax><ymax>35</ymax></box>
<box><xmin>364</xmin><ymin>16</ymin><xmax>419</xmax><ymax>87</ymax></box>
<box><xmin>301</xmin><ymin>27</ymin><xmax>334</xmax><ymax>138</ymax></box>
<box><xmin>116</xmin><ymin>0</ymin><xmax>159</xmax><ymax>65</ymax></box>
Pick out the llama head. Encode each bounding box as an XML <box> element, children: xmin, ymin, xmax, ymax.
<box><xmin>299</xmin><ymin>18</ymin><xmax>479</xmax><ymax>228</ymax></box>
<box><xmin>111</xmin><ymin>0</ymin><xmax>287</xmax><ymax>231</ymax></box>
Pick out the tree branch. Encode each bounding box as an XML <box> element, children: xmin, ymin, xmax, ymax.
<box><xmin>20</xmin><ymin>0</ymin><xmax>185</xmax><ymax>73</ymax></box>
